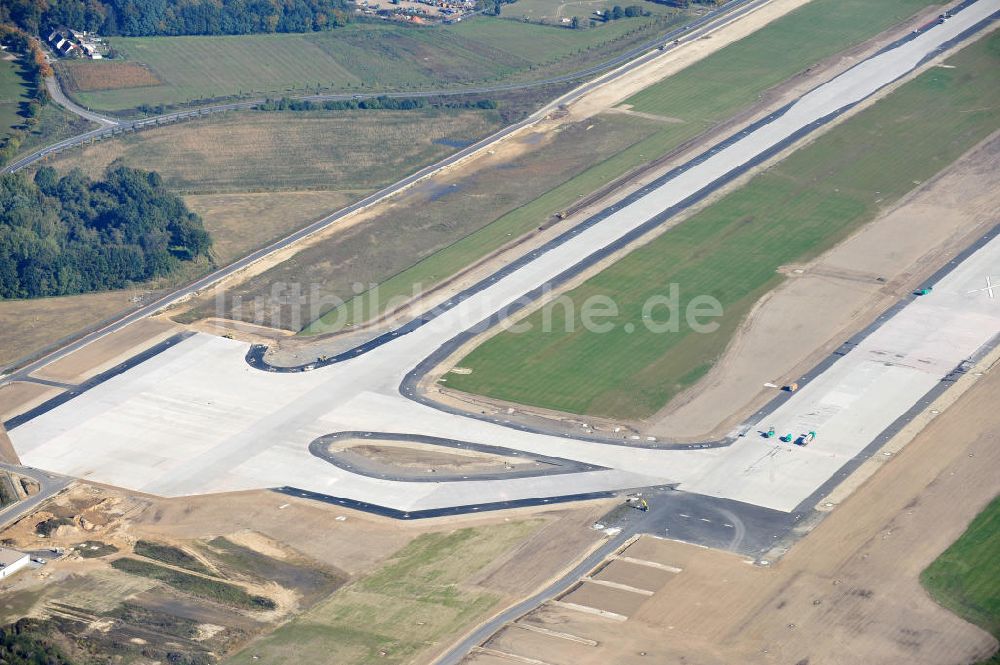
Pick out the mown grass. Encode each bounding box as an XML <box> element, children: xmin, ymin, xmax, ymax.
<box><xmin>227</xmin><ymin>522</ymin><xmax>539</xmax><ymax>665</ymax></box>
<box><xmin>0</xmin><ymin>55</ymin><xmax>29</xmax><ymax>134</ymax></box>
<box><xmin>66</xmin><ymin>16</ymin><xmax>677</xmax><ymax>112</ymax></box>
<box><xmin>447</xmin><ymin>30</ymin><xmax>1000</xmax><ymax>418</ymax></box>
<box><xmin>922</xmin><ymin>495</ymin><xmax>1000</xmax><ymax>664</ymax></box>
<box><xmin>624</xmin><ymin>0</ymin><xmax>939</xmax><ymax>120</ymax></box>
<box><xmin>301</xmin><ymin>0</ymin><xmax>943</xmax><ymax>333</ymax></box>
<box><xmin>111</xmin><ymin>557</ymin><xmax>276</xmax><ymax>611</ymax></box>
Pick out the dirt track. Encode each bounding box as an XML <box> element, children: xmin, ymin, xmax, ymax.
<box><xmin>465</xmin><ymin>355</ymin><xmax>1000</xmax><ymax>665</ymax></box>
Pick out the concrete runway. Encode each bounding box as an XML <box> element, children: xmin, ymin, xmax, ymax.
<box><xmin>8</xmin><ymin>0</ymin><xmax>1000</xmax><ymax>517</ymax></box>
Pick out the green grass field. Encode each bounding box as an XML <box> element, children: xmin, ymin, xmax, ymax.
<box><xmin>624</xmin><ymin>0</ymin><xmax>939</xmax><ymax>121</ymax></box>
<box><xmin>111</xmin><ymin>558</ymin><xmax>276</xmax><ymax>610</ymax></box>
<box><xmin>446</xmin><ymin>31</ymin><xmax>1000</xmax><ymax>419</ymax></box>
<box><xmin>229</xmin><ymin>523</ymin><xmax>539</xmax><ymax>665</ymax></box>
<box><xmin>301</xmin><ymin>0</ymin><xmax>943</xmax><ymax>333</ymax></box>
<box><xmin>0</xmin><ymin>55</ymin><xmax>30</xmax><ymax>135</ymax></box>
<box><xmin>65</xmin><ymin>15</ymin><xmax>677</xmax><ymax>112</ymax></box>
<box><xmin>922</xmin><ymin>496</ymin><xmax>1000</xmax><ymax>664</ymax></box>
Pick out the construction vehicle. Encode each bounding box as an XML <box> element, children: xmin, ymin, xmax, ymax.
<box><xmin>783</xmin><ymin>382</ymin><xmax>799</xmax><ymax>392</ymax></box>
<box><xmin>763</xmin><ymin>426</ymin><xmax>776</xmax><ymax>439</ymax></box>
<box><xmin>796</xmin><ymin>431</ymin><xmax>817</xmax><ymax>446</ymax></box>
<box><xmin>914</xmin><ymin>287</ymin><xmax>933</xmax><ymax>296</ymax></box>
<box><xmin>779</xmin><ymin>433</ymin><xmax>794</xmax><ymax>443</ymax></box>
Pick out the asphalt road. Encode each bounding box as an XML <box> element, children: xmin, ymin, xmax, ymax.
<box><xmin>0</xmin><ymin>463</ymin><xmax>73</xmax><ymax>531</ymax></box>
<box><xmin>0</xmin><ymin>0</ymin><xmax>771</xmax><ymax>382</ymax></box>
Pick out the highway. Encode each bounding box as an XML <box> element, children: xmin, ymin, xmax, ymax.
<box><xmin>0</xmin><ymin>0</ymin><xmax>774</xmax><ymax>382</ymax></box>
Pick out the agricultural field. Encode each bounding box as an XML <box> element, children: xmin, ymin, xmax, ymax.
<box><xmin>59</xmin><ymin>15</ymin><xmax>681</xmax><ymax>112</ymax></box>
<box><xmin>37</xmin><ymin>107</ymin><xmax>499</xmax><ymax>193</ymax></box>
<box><xmin>58</xmin><ymin>59</ymin><xmax>163</xmax><ymax>92</ymax></box>
<box><xmin>227</xmin><ymin>522</ymin><xmax>540</xmax><ymax>665</ymax></box>
<box><xmin>446</xmin><ymin>30</ymin><xmax>1000</xmax><ymax>419</ymax></box>
<box><xmin>922</xmin><ymin>494</ymin><xmax>1000</xmax><ymax>660</ymax></box>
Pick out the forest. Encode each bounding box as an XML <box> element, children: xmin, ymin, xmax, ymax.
<box><xmin>0</xmin><ymin>163</ymin><xmax>211</xmax><ymax>299</ymax></box>
<box><xmin>1</xmin><ymin>0</ymin><xmax>353</xmax><ymax>37</ymax></box>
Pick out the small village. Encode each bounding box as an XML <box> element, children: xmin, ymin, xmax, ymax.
<box><xmin>355</xmin><ymin>0</ymin><xmax>479</xmax><ymax>24</ymax></box>
<box><xmin>45</xmin><ymin>27</ymin><xmax>106</xmax><ymax>59</ymax></box>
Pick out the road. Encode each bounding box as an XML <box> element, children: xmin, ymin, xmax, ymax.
<box><xmin>0</xmin><ymin>0</ymin><xmax>772</xmax><ymax>381</ymax></box>
<box><xmin>43</xmin><ymin>76</ymin><xmax>118</xmax><ymax>127</ymax></box>
<box><xmin>0</xmin><ymin>463</ymin><xmax>73</xmax><ymax>531</ymax></box>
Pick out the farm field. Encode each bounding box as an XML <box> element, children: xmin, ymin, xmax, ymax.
<box><xmin>446</xmin><ymin>30</ymin><xmax>1000</xmax><ymax>419</ymax></box>
<box><xmin>624</xmin><ymin>0</ymin><xmax>936</xmax><ymax>121</ymax></box>
<box><xmin>922</xmin><ymin>495</ymin><xmax>1000</xmax><ymax>657</ymax></box>
<box><xmin>63</xmin><ymin>15</ymin><xmax>681</xmax><ymax>112</ymax></box>
<box><xmin>37</xmin><ymin>108</ymin><xmax>500</xmax><ymax>193</ymax></box>
<box><xmin>227</xmin><ymin>522</ymin><xmax>540</xmax><ymax>665</ymax></box>
<box><xmin>177</xmin><ymin>112</ymin><xmax>663</xmax><ymax>330</ymax></box>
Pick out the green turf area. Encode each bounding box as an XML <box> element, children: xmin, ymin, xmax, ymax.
<box><xmin>134</xmin><ymin>540</ymin><xmax>210</xmax><ymax>574</ymax></box>
<box><xmin>624</xmin><ymin>0</ymin><xmax>939</xmax><ymax>121</ymax></box>
<box><xmin>65</xmin><ymin>15</ymin><xmax>680</xmax><ymax>112</ymax></box>
<box><xmin>111</xmin><ymin>558</ymin><xmax>276</xmax><ymax>611</ymax></box>
<box><xmin>0</xmin><ymin>56</ymin><xmax>30</xmax><ymax>135</ymax></box>
<box><xmin>228</xmin><ymin>522</ymin><xmax>539</xmax><ymax>665</ymax></box>
<box><xmin>13</xmin><ymin>102</ymin><xmax>96</xmax><ymax>156</ymax></box>
<box><xmin>301</xmin><ymin>0</ymin><xmax>943</xmax><ymax>333</ymax></box>
<box><xmin>446</xmin><ymin>30</ymin><xmax>1000</xmax><ymax>418</ymax></box>
<box><xmin>922</xmin><ymin>495</ymin><xmax>1000</xmax><ymax>664</ymax></box>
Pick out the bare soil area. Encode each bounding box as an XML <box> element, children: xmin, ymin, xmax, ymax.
<box><xmin>184</xmin><ymin>190</ymin><xmax>363</xmax><ymax>264</ymax></box>
<box><xmin>32</xmin><ymin>317</ymin><xmax>180</xmax><ymax>384</ymax></box>
<box><xmin>649</xmin><ymin>130</ymin><xmax>1000</xmax><ymax>439</ymax></box>
<box><xmin>335</xmin><ymin>441</ymin><xmax>542</xmax><ymax>474</ymax></box>
<box><xmin>0</xmin><ymin>290</ymin><xmax>136</xmax><ymax>369</ymax></box>
<box><xmin>464</xmin><ymin>356</ymin><xmax>1000</xmax><ymax>665</ymax></box>
<box><xmin>0</xmin><ymin>382</ymin><xmax>61</xmax><ymax>422</ymax></box>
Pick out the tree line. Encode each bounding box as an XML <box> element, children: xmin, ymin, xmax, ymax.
<box><xmin>255</xmin><ymin>95</ymin><xmax>498</xmax><ymax>112</ymax></box>
<box><xmin>0</xmin><ymin>25</ymin><xmax>53</xmax><ymax>167</ymax></box>
<box><xmin>0</xmin><ymin>163</ymin><xmax>212</xmax><ymax>299</ymax></box>
<box><xmin>1</xmin><ymin>0</ymin><xmax>353</xmax><ymax>37</ymax></box>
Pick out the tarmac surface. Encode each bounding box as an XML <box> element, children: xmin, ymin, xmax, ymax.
<box><xmin>6</xmin><ymin>1</ymin><xmax>1000</xmax><ymax>523</ymax></box>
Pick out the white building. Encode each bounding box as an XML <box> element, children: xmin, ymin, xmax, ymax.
<box><xmin>0</xmin><ymin>548</ymin><xmax>29</xmax><ymax>579</ymax></box>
